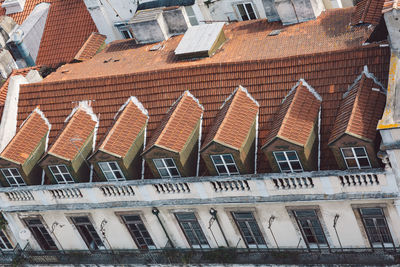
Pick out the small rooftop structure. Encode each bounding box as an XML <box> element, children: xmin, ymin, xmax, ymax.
<box><xmin>2</xmin><ymin>0</ymin><xmax>26</xmax><ymax>15</ymax></box>
<box><xmin>174</xmin><ymin>22</ymin><xmax>225</xmax><ymax>59</ymax></box>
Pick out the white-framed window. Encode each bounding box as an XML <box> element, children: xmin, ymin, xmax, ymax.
<box><xmin>185</xmin><ymin>6</ymin><xmax>199</xmax><ymax>25</ymax></box>
<box><xmin>0</xmin><ymin>230</ymin><xmax>13</xmax><ymax>251</ymax></box>
<box><xmin>153</xmin><ymin>158</ymin><xmax>180</xmax><ymax>178</ymax></box>
<box><xmin>115</xmin><ymin>23</ymin><xmax>133</xmax><ymax>39</ymax></box>
<box><xmin>340</xmin><ymin>147</ymin><xmax>371</xmax><ymax>169</ymax></box>
<box><xmin>210</xmin><ymin>154</ymin><xmax>240</xmax><ymax>176</ymax></box>
<box><xmin>235</xmin><ymin>2</ymin><xmax>258</xmax><ymax>21</ymax></box>
<box><xmin>273</xmin><ymin>151</ymin><xmax>303</xmax><ymax>173</ymax></box>
<box><xmin>1</xmin><ymin>168</ymin><xmax>26</xmax><ymax>187</ymax></box>
<box><xmin>48</xmin><ymin>165</ymin><xmax>74</xmax><ymax>184</ymax></box>
<box><xmin>98</xmin><ymin>161</ymin><xmax>125</xmax><ymax>181</ymax></box>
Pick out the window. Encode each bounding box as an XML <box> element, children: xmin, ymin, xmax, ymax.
<box><xmin>232</xmin><ymin>212</ymin><xmax>266</xmax><ymax>248</ymax></box>
<box><xmin>0</xmin><ymin>230</ymin><xmax>13</xmax><ymax>251</ymax></box>
<box><xmin>175</xmin><ymin>213</ymin><xmax>209</xmax><ymax>248</ymax></box>
<box><xmin>153</xmin><ymin>158</ymin><xmax>180</xmax><ymax>178</ymax></box>
<box><xmin>98</xmin><ymin>161</ymin><xmax>125</xmax><ymax>181</ymax></box>
<box><xmin>70</xmin><ymin>216</ymin><xmax>105</xmax><ymax>250</ymax></box>
<box><xmin>121</xmin><ymin>214</ymin><xmax>156</xmax><ymax>250</ymax></box>
<box><xmin>210</xmin><ymin>154</ymin><xmax>239</xmax><ymax>176</ymax></box>
<box><xmin>273</xmin><ymin>151</ymin><xmax>303</xmax><ymax>173</ymax></box>
<box><xmin>185</xmin><ymin>6</ymin><xmax>199</xmax><ymax>25</ymax></box>
<box><xmin>1</xmin><ymin>168</ymin><xmax>26</xmax><ymax>187</ymax></box>
<box><xmin>292</xmin><ymin>210</ymin><xmax>328</xmax><ymax>248</ymax></box>
<box><xmin>115</xmin><ymin>23</ymin><xmax>133</xmax><ymax>39</ymax></box>
<box><xmin>235</xmin><ymin>2</ymin><xmax>257</xmax><ymax>21</ymax></box>
<box><xmin>359</xmin><ymin>208</ymin><xmax>394</xmax><ymax>248</ymax></box>
<box><xmin>341</xmin><ymin>147</ymin><xmax>371</xmax><ymax>169</ymax></box>
<box><xmin>24</xmin><ymin>218</ymin><xmax>58</xmax><ymax>250</ymax></box>
<box><xmin>49</xmin><ymin>165</ymin><xmax>74</xmax><ymax>184</ymax></box>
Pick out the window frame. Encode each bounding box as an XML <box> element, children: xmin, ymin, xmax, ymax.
<box><xmin>184</xmin><ymin>5</ymin><xmax>199</xmax><ymax>26</ymax></box>
<box><xmin>98</xmin><ymin>161</ymin><xmax>126</xmax><ymax>181</ymax></box>
<box><xmin>115</xmin><ymin>22</ymin><xmax>133</xmax><ymax>39</ymax></box>
<box><xmin>175</xmin><ymin>212</ymin><xmax>210</xmax><ymax>249</ymax></box>
<box><xmin>340</xmin><ymin>147</ymin><xmax>372</xmax><ymax>169</ymax></box>
<box><xmin>0</xmin><ymin>168</ymin><xmax>26</xmax><ymax>187</ymax></box>
<box><xmin>120</xmin><ymin>214</ymin><xmax>156</xmax><ymax>250</ymax></box>
<box><xmin>23</xmin><ymin>216</ymin><xmax>58</xmax><ymax>251</ymax></box>
<box><xmin>234</xmin><ymin>2</ymin><xmax>258</xmax><ymax>21</ymax></box>
<box><xmin>358</xmin><ymin>207</ymin><xmax>395</xmax><ymax>249</ymax></box>
<box><xmin>273</xmin><ymin>151</ymin><xmax>303</xmax><ymax>173</ymax></box>
<box><xmin>210</xmin><ymin>154</ymin><xmax>240</xmax><ymax>176</ymax></box>
<box><xmin>291</xmin><ymin>209</ymin><xmax>329</xmax><ymax>250</ymax></box>
<box><xmin>48</xmin><ymin>164</ymin><xmax>74</xmax><ymax>184</ymax></box>
<box><xmin>69</xmin><ymin>215</ymin><xmax>105</xmax><ymax>251</ymax></box>
<box><xmin>231</xmin><ymin>211</ymin><xmax>267</xmax><ymax>249</ymax></box>
<box><xmin>152</xmin><ymin>158</ymin><xmax>181</xmax><ymax>179</ymax></box>
<box><xmin>0</xmin><ymin>230</ymin><xmax>13</xmax><ymax>251</ymax></box>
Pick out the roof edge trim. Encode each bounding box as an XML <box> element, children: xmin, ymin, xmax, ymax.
<box><xmin>343</xmin><ymin>65</ymin><xmax>386</xmax><ymax>98</ymax></box>
<box><xmin>282</xmin><ymin>79</ymin><xmax>322</xmax><ymax>103</ymax></box>
<box><xmin>113</xmin><ymin>96</ymin><xmax>149</xmax><ymax>120</ymax></box>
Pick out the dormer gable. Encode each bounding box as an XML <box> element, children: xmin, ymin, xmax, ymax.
<box><xmin>261</xmin><ymin>79</ymin><xmax>322</xmax><ymax>172</ymax></box>
<box><xmin>39</xmin><ymin>102</ymin><xmax>98</xmax><ymax>184</ymax></box>
<box><xmin>0</xmin><ymin>107</ymin><xmax>50</xmax><ymax>186</ymax></box>
<box><xmin>328</xmin><ymin>67</ymin><xmax>386</xmax><ymax>170</ymax></box>
<box><xmin>142</xmin><ymin>91</ymin><xmax>203</xmax><ymax>178</ymax></box>
<box><xmin>201</xmin><ymin>86</ymin><xmax>259</xmax><ymax>176</ymax></box>
<box><xmin>89</xmin><ymin>97</ymin><xmax>148</xmax><ymax>181</ymax></box>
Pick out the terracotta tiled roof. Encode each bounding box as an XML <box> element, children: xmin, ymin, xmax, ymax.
<box><xmin>1</xmin><ymin>108</ymin><xmax>50</xmax><ymax>164</ymax></box>
<box><xmin>202</xmin><ymin>86</ymin><xmax>259</xmax><ymax>151</ymax></box>
<box><xmin>263</xmin><ymin>81</ymin><xmax>322</xmax><ymax>147</ymax></box>
<box><xmin>34</xmin><ymin>0</ymin><xmax>97</xmax><ymax>66</ymax></box>
<box><xmin>383</xmin><ymin>0</ymin><xmax>398</xmax><ymax>13</ymax></box>
<box><xmin>0</xmin><ymin>0</ymin><xmax>48</xmax><ymax>24</ymax></box>
<box><xmin>48</xmin><ymin>104</ymin><xmax>97</xmax><ymax>160</ymax></box>
<box><xmin>144</xmin><ymin>91</ymin><xmax>203</xmax><ymax>153</ymax></box>
<box><xmin>0</xmin><ymin>66</ymin><xmax>41</xmax><ymax>106</ymax></box>
<box><xmin>74</xmin><ymin>32</ymin><xmax>106</xmax><ymax>62</ymax></box>
<box><xmin>99</xmin><ymin>97</ymin><xmax>148</xmax><ymax>157</ymax></box>
<box><xmin>329</xmin><ymin>70</ymin><xmax>386</xmax><ymax>144</ymax></box>
<box><xmin>16</xmin><ymin>8</ymin><xmax>390</xmax><ymax>174</ymax></box>
<box><xmin>44</xmin><ymin>8</ymin><xmax>374</xmax><ymax>82</ymax></box>
<box><xmin>351</xmin><ymin>0</ymin><xmax>385</xmax><ymax>25</ymax></box>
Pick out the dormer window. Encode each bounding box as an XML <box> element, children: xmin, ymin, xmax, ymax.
<box><xmin>0</xmin><ymin>168</ymin><xmax>26</xmax><ymax>187</ymax></box>
<box><xmin>236</xmin><ymin>2</ymin><xmax>257</xmax><ymax>21</ymax></box>
<box><xmin>340</xmin><ymin>147</ymin><xmax>371</xmax><ymax>169</ymax></box>
<box><xmin>273</xmin><ymin>151</ymin><xmax>303</xmax><ymax>173</ymax></box>
<box><xmin>98</xmin><ymin>162</ymin><xmax>125</xmax><ymax>181</ymax></box>
<box><xmin>153</xmin><ymin>158</ymin><xmax>180</xmax><ymax>178</ymax></box>
<box><xmin>49</xmin><ymin>165</ymin><xmax>74</xmax><ymax>184</ymax></box>
<box><xmin>211</xmin><ymin>154</ymin><xmax>239</xmax><ymax>176</ymax></box>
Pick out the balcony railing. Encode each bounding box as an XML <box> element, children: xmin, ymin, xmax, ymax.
<box><xmin>0</xmin><ymin>169</ymin><xmax>393</xmax><ymax>212</ymax></box>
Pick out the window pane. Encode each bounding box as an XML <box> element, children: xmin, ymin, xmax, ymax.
<box><xmin>153</xmin><ymin>159</ymin><xmax>164</xmax><ymax>168</ymax></box>
<box><xmin>59</xmin><ymin>165</ymin><xmax>68</xmax><ymax>173</ymax></box>
<box><xmin>169</xmin><ymin>168</ymin><xmax>179</xmax><ymax>176</ymax></box>
<box><xmin>278</xmin><ymin>162</ymin><xmax>290</xmax><ymax>171</ymax></box>
<box><xmin>159</xmin><ymin>168</ymin><xmax>169</xmax><ymax>177</ymax></box>
<box><xmin>274</xmin><ymin>152</ymin><xmax>285</xmax><ymax>161</ymax></box>
<box><xmin>358</xmin><ymin>158</ymin><xmax>370</xmax><ymax>168</ymax></box>
<box><xmin>246</xmin><ymin>3</ymin><xmax>257</xmax><ymax>20</ymax></box>
<box><xmin>354</xmin><ymin>147</ymin><xmax>366</xmax><ymax>157</ymax></box>
<box><xmin>345</xmin><ymin>159</ymin><xmax>358</xmax><ymax>168</ymax></box>
<box><xmin>211</xmin><ymin>155</ymin><xmax>223</xmax><ymax>164</ymax></box>
<box><xmin>237</xmin><ymin>4</ymin><xmax>248</xmax><ymax>20</ymax></box>
<box><xmin>165</xmin><ymin>159</ymin><xmax>175</xmax><ymax>167</ymax></box>
<box><xmin>227</xmin><ymin>164</ymin><xmax>239</xmax><ymax>174</ymax></box>
<box><xmin>223</xmin><ymin>154</ymin><xmax>234</xmax><ymax>164</ymax></box>
<box><xmin>342</xmin><ymin>148</ymin><xmax>353</xmax><ymax>157</ymax></box>
<box><xmin>290</xmin><ymin>161</ymin><xmax>302</xmax><ymax>171</ymax></box>
<box><xmin>216</xmin><ymin>165</ymin><xmax>227</xmax><ymax>174</ymax></box>
<box><xmin>286</xmin><ymin>151</ymin><xmax>298</xmax><ymax>161</ymax></box>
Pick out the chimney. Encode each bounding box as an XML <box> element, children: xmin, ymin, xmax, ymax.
<box><xmin>129</xmin><ymin>7</ymin><xmax>191</xmax><ymax>44</ymax></box>
<box><xmin>274</xmin><ymin>0</ymin><xmax>324</xmax><ymax>25</ymax></box>
<box><xmin>1</xmin><ymin>0</ymin><xmax>26</xmax><ymax>15</ymax></box>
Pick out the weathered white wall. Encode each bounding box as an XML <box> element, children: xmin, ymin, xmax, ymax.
<box><xmin>206</xmin><ymin>0</ymin><xmax>267</xmax><ymax>21</ymax></box>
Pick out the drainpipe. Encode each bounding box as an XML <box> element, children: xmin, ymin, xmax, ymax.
<box><xmin>11</xmin><ymin>29</ymin><xmax>35</xmax><ymax>67</ymax></box>
<box><xmin>209</xmin><ymin>208</ymin><xmax>229</xmax><ymax>247</ymax></box>
<box><xmin>333</xmin><ymin>214</ymin><xmax>343</xmax><ymax>252</ymax></box>
<box><xmin>268</xmin><ymin>215</ymin><xmax>280</xmax><ymax>251</ymax></box>
<box><xmin>152</xmin><ymin>208</ymin><xmax>174</xmax><ymax>248</ymax></box>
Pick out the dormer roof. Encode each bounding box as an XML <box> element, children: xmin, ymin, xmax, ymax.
<box><xmin>74</xmin><ymin>32</ymin><xmax>106</xmax><ymax>62</ymax></box>
<box><xmin>48</xmin><ymin>102</ymin><xmax>97</xmax><ymax>160</ymax></box>
<box><xmin>143</xmin><ymin>91</ymin><xmax>203</xmax><ymax>154</ymax></box>
<box><xmin>351</xmin><ymin>0</ymin><xmax>385</xmax><ymax>25</ymax></box>
<box><xmin>202</xmin><ymin>86</ymin><xmax>259</xmax><ymax>151</ymax></box>
<box><xmin>98</xmin><ymin>97</ymin><xmax>148</xmax><ymax>158</ymax></box>
<box><xmin>263</xmin><ymin>80</ymin><xmax>322</xmax><ymax>148</ymax></box>
<box><xmin>329</xmin><ymin>68</ymin><xmax>386</xmax><ymax>145</ymax></box>
<box><xmin>0</xmin><ymin>107</ymin><xmax>50</xmax><ymax>164</ymax></box>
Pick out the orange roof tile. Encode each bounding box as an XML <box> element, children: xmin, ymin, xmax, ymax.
<box><xmin>351</xmin><ymin>0</ymin><xmax>385</xmax><ymax>25</ymax></box>
<box><xmin>144</xmin><ymin>91</ymin><xmax>203</xmax><ymax>153</ymax></box>
<box><xmin>74</xmin><ymin>32</ymin><xmax>106</xmax><ymax>62</ymax></box>
<box><xmin>202</xmin><ymin>86</ymin><xmax>259</xmax><ymax>151</ymax></box>
<box><xmin>329</xmin><ymin>70</ymin><xmax>386</xmax><ymax>144</ymax></box>
<box><xmin>48</xmin><ymin>104</ymin><xmax>97</xmax><ymax>160</ymax></box>
<box><xmin>16</xmin><ymin>8</ymin><xmax>390</xmax><ymax>175</ymax></box>
<box><xmin>263</xmin><ymin>81</ymin><xmax>322</xmax><ymax>148</ymax></box>
<box><xmin>44</xmin><ymin>8</ymin><xmax>374</xmax><ymax>82</ymax></box>
<box><xmin>99</xmin><ymin>97</ymin><xmax>148</xmax><ymax>157</ymax></box>
<box><xmin>1</xmin><ymin>108</ymin><xmax>50</xmax><ymax>164</ymax></box>
<box><xmin>0</xmin><ymin>66</ymin><xmax>41</xmax><ymax>106</ymax></box>
<box><xmin>35</xmin><ymin>0</ymin><xmax>98</xmax><ymax>66</ymax></box>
